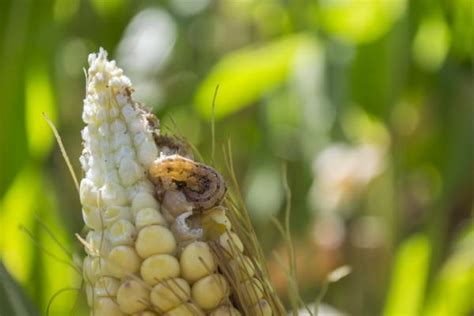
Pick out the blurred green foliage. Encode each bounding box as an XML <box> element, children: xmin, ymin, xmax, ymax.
<box><xmin>0</xmin><ymin>0</ymin><xmax>472</xmax><ymax>315</ymax></box>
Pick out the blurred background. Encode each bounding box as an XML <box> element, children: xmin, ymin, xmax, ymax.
<box><xmin>0</xmin><ymin>0</ymin><xmax>472</xmax><ymax>315</ymax></box>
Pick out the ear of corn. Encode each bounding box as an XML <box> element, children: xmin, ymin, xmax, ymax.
<box><xmin>79</xmin><ymin>49</ymin><xmax>284</xmax><ymax>315</ymax></box>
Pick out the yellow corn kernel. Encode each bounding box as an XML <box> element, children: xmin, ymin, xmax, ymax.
<box><xmin>150</xmin><ymin>278</ymin><xmax>191</xmax><ymax>312</ymax></box>
<box><xmin>116</xmin><ymin>279</ymin><xmax>150</xmax><ymax>314</ymax></box>
<box><xmin>93</xmin><ymin>296</ymin><xmax>125</xmax><ymax>316</ymax></box>
<box><xmin>192</xmin><ymin>274</ymin><xmax>229</xmax><ymax>310</ymax></box>
<box><xmin>250</xmin><ymin>299</ymin><xmax>273</xmax><ymax>316</ymax></box>
<box><xmin>94</xmin><ymin>276</ymin><xmax>120</xmax><ymax>297</ymax></box>
<box><xmin>219</xmin><ymin>231</ymin><xmax>244</xmax><ymax>256</ymax></box>
<box><xmin>107</xmin><ymin>245</ymin><xmax>141</xmax><ymax>278</ymax></box>
<box><xmin>239</xmin><ymin>277</ymin><xmax>264</xmax><ymax>306</ymax></box>
<box><xmin>180</xmin><ymin>241</ymin><xmax>217</xmax><ymax>283</ymax></box>
<box><xmin>135</xmin><ymin>207</ymin><xmax>167</xmax><ymax>230</ymax></box>
<box><xmin>164</xmin><ymin>302</ymin><xmax>204</xmax><ymax>316</ymax></box>
<box><xmin>141</xmin><ymin>254</ymin><xmax>180</xmax><ymax>286</ymax></box>
<box><xmin>210</xmin><ymin>305</ymin><xmax>242</xmax><ymax>316</ymax></box>
<box><xmin>135</xmin><ymin>225</ymin><xmax>177</xmax><ymax>258</ymax></box>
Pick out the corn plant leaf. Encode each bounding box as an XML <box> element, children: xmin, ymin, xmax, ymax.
<box><xmin>194</xmin><ymin>34</ymin><xmax>317</xmax><ymax>120</ymax></box>
<box><xmin>0</xmin><ymin>261</ymin><xmax>39</xmax><ymax>316</ymax></box>
<box><xmin>383</xmin><ymin>234</ymin><xmax>431</xmax><ymax>316</ymax></box>
<box><xmin>423</xmin><ymin>224</ymin><xmax>474</xmax><ymax>316</ymax></box>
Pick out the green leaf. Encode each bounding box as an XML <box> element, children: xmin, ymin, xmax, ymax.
<box><xmin>383</xmin><ymin>234</ymin><xmax>431</xmax><ymax>316</ymax></box>
<box><xmin>423</xmin><ymin>224</ymin><xmax>474</xmax><ymax>316</ymax></box>
<box><xmin>318</xmin><ymin>0</ymin><xmax>407</xmax><ymax>44</ymax></box>
<box><xmin>25</xmin><ymin>64</ymin><xmax>57</xmax><ymax>160</ymax></box>
<box><xmin>194</xmin><ymin>34</ymin><xmax>318</xmax><ymax>120</ymax></box>
<box><xmin>0</xmin><ymin>261</ymin><xmax>39</xmax><ymax>316</ymax></box>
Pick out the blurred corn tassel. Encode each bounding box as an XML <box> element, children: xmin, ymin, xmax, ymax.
<box><xmin>79</xmin><ymin>48</ymin><xmax>285</xmax><ymax>315</ymax></box>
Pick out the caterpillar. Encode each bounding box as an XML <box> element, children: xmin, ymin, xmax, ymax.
<box><xmin>149</xmin><ymin>154</ymin><xmax>227</xmax><ymax>212</ymax></box>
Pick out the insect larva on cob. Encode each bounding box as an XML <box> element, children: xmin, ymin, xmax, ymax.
<box><xmin>79</xmin><ymin>48</ymin><xmax>286</xmax><ymax>316</ymax></box>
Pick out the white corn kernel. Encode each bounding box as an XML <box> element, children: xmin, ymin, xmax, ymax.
<box><xmin>80</xmin><ymin>178</ymin><xmax>100</xmax><ymax>207</ymax></box>
<box><xmin>82</xmin><ymin>206</ymin><xmax>102</xmax><ymax>230</ymax></box>
<box><xmin>150</xmin><ymin>278</ymin><xmax>191</xmax><ymax>312</ymax></box>
<box><xmin>101</xmin><ymin>182</ymin><xmax>128</xmax><ymax>206</ymax></box>
<box><xmin>180</xmin><ymin>241</ymin><xmax>216</xmax><ymax>283</ymax></box>
<box><xmin>83</xmin><ymin>256</ymin><xmax>109</xmax><ymax>283</ymax></box>
<box><xmin>135</xmin><ymin>225</ymin><xmax>176</xmax><ymax>258</ymax></box>
<box><xmin>86</xmin><ymin>231</ymin><xmax>111</xmax><ymax>257</ymax></box>
<box><xmin>108</xmin><ymin>219</ymin><xmax>137</xmax><ymax>246</ymax></box>
<box><xmin>94</xmin><ymin>276</ymin><xmax>120</xmax><ymax>297</ymax></box>
<box><xmin>116</xmin><ymin>279</ymin><xmax>150</xmax><ymax>314</ymax></box>
<box><xmin>192</xmin><ymin>274</ymin><xmax>229</xmax><ymax>310</ymax></box>
<box><xmin>118</xmin><ymin>157</ymin><xmax>143</xmax><ymax>186</ymax></box>
<box><xmin>141</xmin><ymin>254</ymin><xmax>180</xmax><ymax>286</ymax></box>
<box><xmin>131</xmin><ymin>192</ymin><xmax>160</xmax><ymax>216</ymax></box>
<box><xmin>135</xmin><ymin>208</ymin><xmax>167</xmax><ymax>230</ymax></box>
<box><xmin>93</xmin><ymin>297</ymin><xmax>125</xmax><ymax>316</ymax></box>
<box><xmin>103</xmin><ymin>205</ymin><xmax>132</xmax><ymax>226</ymax></box>
<box><xmin>107</xmin><ymin>245</ymin><xmax>141</xmax><ymax>278</ymax></box>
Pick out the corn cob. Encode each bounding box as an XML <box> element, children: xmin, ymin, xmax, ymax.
<box><xmin>79</xmin><ymin>48</ymin><xmax>283</xmax><ymax>315</ymax></box>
